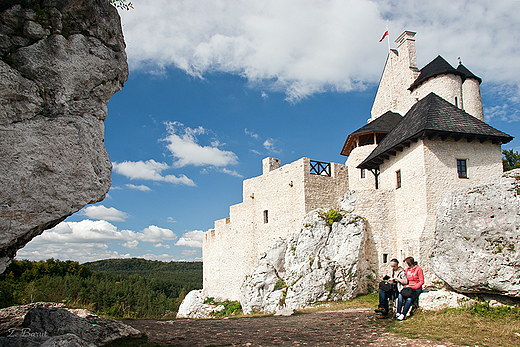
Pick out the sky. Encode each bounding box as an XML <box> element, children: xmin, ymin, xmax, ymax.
<box><xmin>17</xmin><ymin>0</ymin><xmax>520</xmax><ymax>263</ymax></box>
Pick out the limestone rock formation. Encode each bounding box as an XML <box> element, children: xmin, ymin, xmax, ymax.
<box><xmin>418</xmin><ymin>289</ymin><xmax>475</xmax><ymax>311</ymax></box>
<box><xmin>176</xmin><ymin>289</ymin><xmax>215</xmax><ymax>319</ymax></box>
<box><xmin>0</xmin><ymin>305</ymin><xmax>141</xmax><ymax>346</ymax></box>
<box><xmin>430</xmin><ymin>169</ymin><xmax>520</xmax><ymax>297</ymax></box>
<box><xmin>0</xmin><ymin>0</ymin><xmax>128</xmax><ymax>273</ymax></box>
<box><xmin>240</xmin><ymin>209</ymin><xmax>373</xmax><ymax>314</ymax></box>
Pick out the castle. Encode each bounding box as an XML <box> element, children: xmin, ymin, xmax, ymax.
<box><xmin>203</xmin><ymin>31</ymin><xmax>513</xmax><ymax>301</ymax></box>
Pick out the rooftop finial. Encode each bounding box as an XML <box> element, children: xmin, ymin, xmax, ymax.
<box><xmin>457</xmin><ymin>57</ymin><xmax>462</xmax><ymax>65</ymax></box>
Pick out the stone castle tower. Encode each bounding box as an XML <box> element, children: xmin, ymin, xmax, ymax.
<box><xmin>203</xmin><ymin>31</ymin><xmax>512</xmax><ymax>301</ymax></box>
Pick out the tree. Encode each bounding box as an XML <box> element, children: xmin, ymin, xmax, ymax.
<box><xmin>502</xmin><ymin>149</ymin><xmax>520</xmax><ymax>171</ymax></box>
<box><xmin>109</xmin><ymin>0</ymin><xmax>133</xmax><ymax>11</ymax></box>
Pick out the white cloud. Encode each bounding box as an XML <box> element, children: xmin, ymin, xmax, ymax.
<box><xmin>23</xmin><ymin>220</ymin><xmax>177</xmax><ymax>246</ymax></box>
<box><xmin>261</xmin><ymin>91</ymin><xmax>268</xmax><ymax>99</ymax></box>
<box><xmin>120</xmin><ymin>0</ymin><xmax>520</xmax><ymax>111</ymax></box>
<box><xmin>81</xmin><ymin>205</ymin><xmax>129</xmax><ymax>222</ymax></box>
<box><xmin>153</xmin><ymin>243</ymin><xmax>171</xmax><ymax>249</ymax></box>
<box><xmin>167</xmin><ymin>217</ymin><xmax>177</xmax><ymax>223</ymax></box>
<box><xmin>245</xmin><ymin>128</ymin><xmax>259</xmax><ymax>139</ymax></box>
<box><xmin>163</xmin><ymin>121</ymin><xmax>239</xmax><ymax>168</ymax></box>
<box><xmin>263</xmin><ymin>138</ymin><xmax>280</xmax><ymax>153</ymax></box>
<box><xmin>112</xmin><ymin>159</ymin><xmax>196</xmax><ymax>186</ymax></box>
<box><xmin>126</xmin><ymin>184</ymin><xmax>152</xmax><ymax>191</ymax></box>
<box><xmin>18</xmin><ymin>221</ymin><xmax>180</xmax><ymax>262</ymax></box>
<box><xmin>175</xmin><ymin>230</ymin><xmax>206</xmax><ymax>248</ymax></box>
<box><xmin>139</xmin><ymin>225</ymin><xmax>177</xmax><ymax>242</ymax></box>
<box><xmin>122</xmin><ymin>240</ymin><xmax>140</xmax><ymax>249</ymax></box>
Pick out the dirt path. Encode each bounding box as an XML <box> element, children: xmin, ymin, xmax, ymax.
<box><xmin>123</xmin><ymin>308</ymin><xmax>461</xmax><ymax>347</ymax></box>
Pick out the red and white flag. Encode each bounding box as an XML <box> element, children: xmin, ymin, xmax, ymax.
<box><xmin>379</xmin><ymin>29</ymin><xmax>389</xmax><ymax>42</ymax></box>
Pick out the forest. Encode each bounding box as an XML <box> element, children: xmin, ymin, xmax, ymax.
<box><xmin>0</xmin><ymin>258</ymin><xmax>202</xmax><ymax>319</ymax></box>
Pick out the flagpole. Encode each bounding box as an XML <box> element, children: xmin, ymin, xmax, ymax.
<box><xmin>386</xmin><ymin>24</ymin><xmax>390</xmax><ymax>53</ymax></box>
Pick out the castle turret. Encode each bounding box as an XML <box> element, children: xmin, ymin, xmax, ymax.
<box><xmin>457</xmin><ymin>63</ymin><xmax>484</xmax><ymax>121</ymax></box>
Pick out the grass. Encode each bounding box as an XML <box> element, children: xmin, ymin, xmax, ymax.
<box><xmin>295</xmin><ymin>292</ymin><xmax>520</xmax><ymax>347</ymax></box>
<box><xmin>386</xmin><ymin>307</ymin><xmax>520</xmax><ymax>347</ymax></box>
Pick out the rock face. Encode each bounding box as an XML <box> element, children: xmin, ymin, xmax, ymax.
<box><xmin>0</xmin><ymin>0</ymin><xmax>128</xmax><ymax>272</ymax></box>
<box><xmin>240</xmin><ymin>209</ymin><xmax>373</xmax><ymax>314</ymax></box>
<box><xmin>430</xmin><ymin>169</ymin><xmax>520</xmax><ymax>297</ymax></box>
<box><xmin>0</xmin><ymin>305</ymin><xmax>141</xmax><ymax>346</ymax></box>
<box><xmin>418</xmin><ymin>289</ymin><xmax>475</xmax><ymax>311</ymax></box>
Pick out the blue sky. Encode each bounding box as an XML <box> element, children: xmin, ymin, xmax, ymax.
<box><xmin>18</xmin><ymin>0</ymin><xmax>520</xmax><ymax>263</ymax></box>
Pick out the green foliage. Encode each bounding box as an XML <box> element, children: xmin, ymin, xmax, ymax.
<box><xmin>325</xmin><ymin>209</ymin><xmax>342</xmax><ymax>227</ymax></box>
<box><xmin>465</xmin><ymin>300</ymin><xmax>520</xmax><ymax>319</ymax></box>
<box><xmin>213</xmin><ymin>300</ymin><xmax>242</xmax><ymax>318</ymax></box>
<box><xmin>0</xmin><ymin>258</ymin><xmax>202</xmax><ymax>319</ymax></box>
<box><xmin>502</xmin><ymin>149</ymin><xmax>520</xmax><ymax>172</ymax></box>
<box><xmin>109</xmin><ymin>0</ymin><xmax>134</xmax><ymax>11</ymax></box>
<box><xmin>204</xmin><ymin>297</ymin><xmax>216</xmax><ymax>305</ymax></box>
<box><xmin>274</xmin><ymin>278</ymin><xmax>286</xmax><ymax>291</ymax></box>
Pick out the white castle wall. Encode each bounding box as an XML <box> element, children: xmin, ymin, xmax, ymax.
<box><xmin>413</xmin><ymin>74</ymin><xmax>463</xmax><ymax>110</ymax></box>
<box><xmin>203</xmin><ymin>157</ymin><xmax>348</xmax><ymax>301</ymax></box>
<box><xmin>371</xmin><ymin>31</ymin><xmax>420</xmax><ymax>120</ymax></box>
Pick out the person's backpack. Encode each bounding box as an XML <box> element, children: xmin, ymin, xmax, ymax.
<box><xmin>379</xmin><ymin>280</ymin><xmax>397</xmax><ymax>294</ymax></box>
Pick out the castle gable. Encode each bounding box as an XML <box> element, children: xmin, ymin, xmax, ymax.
<box><xmin>358</xmin><ymin>93</ymin><xmax>513</xmax><ymax>169</ymax></box>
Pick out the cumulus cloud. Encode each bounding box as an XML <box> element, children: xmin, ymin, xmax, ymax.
<box><xmin>126</xmin><ymin>184</ymin><xmax>152</xmax><ymax>191</ymax></box>
<box><xmin>153</xmin><ymin>243</ymin><xmax>171</xmax><ymax>249</ymax></box>
<box><xmin>175</xmin><ymin>230</ymin><xmax>206</xmax><ymax>248</ymax></box>
<box><xmin>112</xmin><ymin>159</ymin><xmax>196</xmax><ymax>186</ymax></box>
<box><xmin>119</xmin><ymin>0</ymin><xmax>520</xmax><ymax>110</ymax></box>
<box><xmin>80</xmin><ymin>205</ymin><xmax>129</xmax><ymax>222</ymax></box>
<box><xmin>163</xmin><ymin>121</ymin><xmax>239</xmax><ymax>168</ymax></box>
<box><xmin>18</xmin><ymin>221</ymin><xmax>180</xmax><ymax>262</ymax></box>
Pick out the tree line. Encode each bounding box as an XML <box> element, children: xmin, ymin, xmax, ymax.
<box><xmin>0</xmin><ymin>258</ymin><xmax>202</xmax><ymax>319</ymax></box>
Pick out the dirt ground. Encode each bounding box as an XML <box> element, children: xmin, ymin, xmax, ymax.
<box><xmin>123</xmin><ymin>308</ymin><xmax>462</xmax><ymax>347</ymax></box>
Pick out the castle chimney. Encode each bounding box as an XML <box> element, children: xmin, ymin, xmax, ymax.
<box><xmin>396</xmin><ymin>31</ymin><xmax>417</xmax><ymax>69</ymax></box>
<box><xmin>262</xmin><ymin>157</ymin><xmax>280</xmax><ymax>174</ymax></box>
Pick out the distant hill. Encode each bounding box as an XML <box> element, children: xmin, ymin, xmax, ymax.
<box><xmin>85</xmin><ymin>258</ymin><xmax>202</xmax><ymax>285</ymax></box>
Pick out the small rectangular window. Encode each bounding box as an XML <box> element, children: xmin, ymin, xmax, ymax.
<box><xmin>263</xmin><ymin>210</ymin><xmax>268</xmax><ymax>223</ymax></box>
<box><xmin>396</xmin><ymin>170</ymin><xmax>401</xmax><ymax>189</ymax></box>
<box><xmin>360</xmin><ymin>168</ymin><xmax>365</xmax><ymax>179</ymax></box>
<box><xmin>383</xmin><ymin>254</ymin><xmax>388</xmax><ymax>263</ymax></box>
<box><xmin>457</xmin><ymin>159</ymin><xmax>468</xmax><ymax>178</ymax></box>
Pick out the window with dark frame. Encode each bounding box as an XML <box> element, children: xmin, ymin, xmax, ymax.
<box><xmin>263</xmin><ymin>210</ymin><xmax>268</xmax><ymax>223</ymax></box>
<box><xmin>396</xmin><ymin>169</ymin><xmax>401</xmax><ymax>189</ymax></box>
<box><xmin>457</xmin><ymin>159</ymin><xmax>468</xmax><ymax>178</ymax></box>
<box><xmin>383</xmin><ymin>254</ymin><xmax>388</xmax><ymax>263</ymax></box>
<box><xmin>360</xmin><ymin>168</ymin><xmax>365</xmax><ymax>179</ymax></box>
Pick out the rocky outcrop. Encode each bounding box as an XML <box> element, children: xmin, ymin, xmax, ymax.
<box><xmin>0</xmin><ymin>304</ymin><xmax>142</xmax><ymax>346</ymax></box>
<box><xmin>0</xmin><ymin>0</ymin><xmax>128</xmax><ymax>272</ymax></box>
<box><xmin>176</xmin><ymin>289</ymin><xmax>215</xmax><ymax>319</ymax></box>
<box><xmin>430</xmin><ymin>169</ymin><xmax>520</xmax><ymax>298</ymax></box>
<box><xmin>240</xmin><ymin>209</ymin><xmax>373</xmax><ymax>314</ymax></box>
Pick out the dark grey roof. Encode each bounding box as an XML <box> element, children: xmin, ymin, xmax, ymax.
<box><xmin>409</xmin><ymin>56</ymin><xmax>465</xmax><ymax>91</ymax></box>
<box><xmin>457</xmin><ymin>63</ymin><xmax>482</xmax><ymax>84</ymax></box>
<box><xmin>358</xmin><ymin>93</ymin><xmax>513</xmax><ymax>169</ymax></box>
<box><xmin>340</xmin><ymin>111</ymin><xmax>402</xmax><ymax>156</ymax></box>
<box><xmin>350</xmin><ymin>111</ymin><xmax>403</xmax><ymax>136</ymax></box>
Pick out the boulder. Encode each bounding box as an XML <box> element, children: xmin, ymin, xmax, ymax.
<box><xmin>418</xmin><ymin>289</ymin><xmax>475</xmax><ymax>311</ymax></box>
<box><xmin>176</xmin><ymin>289</ymin><xmax>212</xmax><ymax>319</ymax></box>
<box><xmin>430</xmin><ymin>169</ymin><xmax>520</xmax><ymax>297</ymax></box>
<box><xmin>240</xmin><ymin>209</ymin><xmax>373</xmax><ymax>314</ymax></box>
<box><xmin>0</xmin><ymin>306</ymin><xmax>141</xmax><ymax>347</ymax></box>
<box><xmin>0</xmin><ymin>0</ymin><xmax>128</xmax><ymax>273</ymax></box>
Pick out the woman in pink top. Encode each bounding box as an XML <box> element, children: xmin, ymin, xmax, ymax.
<box><xmin>395</xmin><ymin>257</ymin><xmax>424</xmax><ymax>321</ymax></box>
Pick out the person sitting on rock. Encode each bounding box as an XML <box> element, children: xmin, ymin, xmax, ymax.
<box><xmin>395</xmin><ymin>256</ymin><xmax>424</xmax><ymax>321</ymax></box>
<box><xmin>375</xmin><ymin>258</ymin><xmax>407</xmax><ymax>318</ymax></box>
